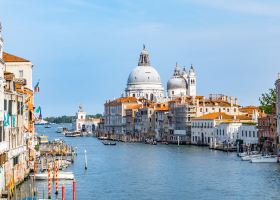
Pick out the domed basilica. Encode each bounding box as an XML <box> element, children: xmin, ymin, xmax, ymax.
<box><xmin>125</xmin><ymin>46</ymin><xmax>196</xmax><ymax>102</ymax></box>
<box><xmin>167</xmin><ymin>63</ymin><xmax>196</xmax><ymax>99</ymax></box>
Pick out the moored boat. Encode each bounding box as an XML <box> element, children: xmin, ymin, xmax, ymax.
<box><xmin>98</xmin><ymin>136</ymin><xmax>109</xmax><ymax>140</ymax></box>
<box><xmin>32</xmin><ymin>171</ymin><xmax>74</xmax><ymax>180</ymax></box>
<box><xmin>241</xmin><ymin>154</ymin><xmax>261</xmax><ymax>161</ymax></box>
<box><xmin>250</xmin><ymin>155</ymin><xmax>278</xmax><ymax>163</ymax></box>
<box><xmin>65</xmin><ymin>131</ymin><xmax>81</xmax><ymax>137</ymax></box>
<box><xmin>102</xmin><ymin>141</ymin><xmax>116</xmax><ymax>145</ymax></box>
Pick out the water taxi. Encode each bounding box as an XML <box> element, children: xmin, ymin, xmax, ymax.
<box><xmin>38</xmin><ymin>135</ymin><xmax>48</xmax><ymax>144</ymax></box>
<box><xmin>65</xmin><ymin>131</ymin><xmax>81</xmax><ymax>137</ymax></box>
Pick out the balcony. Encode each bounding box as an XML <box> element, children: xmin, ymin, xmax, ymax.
<box><xmin>15</xmin><ymin>78</ymin><xmax>27</xmax><ymax>85</ymax></box>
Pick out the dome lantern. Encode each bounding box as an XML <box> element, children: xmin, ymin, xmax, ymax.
<box><xmin>138</xmin><ymin>44</ymin><xmax>151</xmax><ymax>66</ymax></box>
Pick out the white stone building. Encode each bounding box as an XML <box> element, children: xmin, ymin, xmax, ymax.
<box><xmin>238</xmin><ymin>124</ymin><xmax>258</xmax><ymax>145</ymax></box>
<box><xmin>167</xmin><ymin>63</ymin><xmax>196</xmax><ymax>99</ymax></box>
<box><xmin>73</xmin><ymin>105</ymin><xmax>100</xmax><ymax>133</ymax></box>
<box><xmin>125</xmin><ymin>46</ymin><xmax>164</xmax><ymax>102</ymax></box>
<box><xmin>214</xmin><ymin>122</ymin><xmax>258</xmax><ymax>147</ymax></box>
<box><xmin>3</xmin><ymin>52</ymin><xmax>33</xmax><ymax>90</ymax></box>
<box><xmin>191</xmin><ymin>111</ymin><xmax>257</xmax><ymax>146</ymax></box>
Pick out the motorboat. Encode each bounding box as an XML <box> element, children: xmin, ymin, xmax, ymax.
<box><xmin>32</xmin><ymin>171</ymin><xmax>74</xmax><ymax>180</ymax></box>
<box><xmin>44</xmin><ymin>125</ymin><xmax>51</xmax><ymax>128</ymax></box>
<box><xmin>241</xmin><ymin>154</ymin><xmax>261</xmax><ymax>161</ymax></box>
<box><xmin>98</xmin><ymin>136</ymin><xmax>109</xmax><ymax>140</ymax></box>
<box><xmin>250</xmin><ymin>155</ymin><xmax>278</xmax><ymax>163</ymax></box>
<box><xmin>238</xmin><ymin>151</ymin><xmax>259</xmax><ymax>157</ymax></box>
<box><xmin>65</xmin><ymin>131</ymin><xmax>81</xmax><ymax>137</ymax></box>
<box><xmin>56</xmin><ymin>127</ymin><xmax>63</xmax><ymax>133</ymax></box>
<box><xmin>102</xmin><ymin>141</ymin><xmax>116</xmax><ymax>145</ymax></box>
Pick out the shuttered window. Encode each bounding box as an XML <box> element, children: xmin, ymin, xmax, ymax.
<box><xmin>4</xmin><ymin>99</ymin><xmax>7</xmax><ymax>111</ymax></box>
<box><xmin>8</xmin><ymin>100</ymin><xmax>13</xmax><ymax>115</ymax></box>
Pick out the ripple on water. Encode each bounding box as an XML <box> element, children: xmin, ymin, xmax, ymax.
<box><xmin>26</xmin><ymin>124</ymin><xmax>280</xmax><ymax>200</ymax></box>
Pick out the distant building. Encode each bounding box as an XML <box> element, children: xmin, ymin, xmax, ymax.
<box><xmin>214</xmin><ymin>122</ymin><xmax>258</xmax><ymax>148</ymax></box>
<box><xmin>167</xmin><ymin>63</ymin><xmax>196</xmax><ymax>99</ymax></box>
<box><xmin>191</xmin><ymin>112</ymin><xmax>256</xmax><ymax>146</ymax></box>
<box><xmin>104</xmin><ymin>97</ymin><xmax>140</xmax><ymax>136</ymax></box>
<box><xmin>73</xmin><ymin>105</ymin><xmax>100</xmax><ymax>133</ymax></box>
<box><xmin>168</xmin><ymin>94</ymin><xmax>241</xmax><ymax>143</ymax></box>
<box><xmin>257</xmin><ymin>114</ymin><xmax>277</xmax><ymax>153</ymax></box>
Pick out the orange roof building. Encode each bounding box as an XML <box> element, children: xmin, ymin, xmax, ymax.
<box><xmin>3</xmin><ymin>52</ymin><xmax>30</xmax><ymax>62</ymax></box>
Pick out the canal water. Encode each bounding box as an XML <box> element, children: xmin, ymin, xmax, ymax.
<box><xmin>27</xmin><ymin>124</ymin><xmax>280</xmax><ymax>199</ymax></box>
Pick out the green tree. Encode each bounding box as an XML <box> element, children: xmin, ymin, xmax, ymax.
<box><xmin>259</xmin><ymin>88</ymin><xmax>276</xmax><ymax>114</ymax></box>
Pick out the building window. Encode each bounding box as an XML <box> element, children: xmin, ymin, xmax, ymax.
<box><xmin>19</xmin><ymin>70</ymin><xmax>23</xmax><ymax>78</ymax></box>
<box><xmin>8</xmin><ymin>100</ymin><xmax>13</xmax><ymax>115</ymax></box>
<box><xmin>4</xmin><ymin>99</ymin><xmax>7</xmax><ymax>111</ymax></box>
<box><xmin>13</xmin><ymin>156</ymin><xmax>19</xmax><ymax>166</ymax></box>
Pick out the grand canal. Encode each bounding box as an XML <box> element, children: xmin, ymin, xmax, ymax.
<box><xmin>29</xmin><ymin>124</ymin><xmax>280</xmax><ymax>200</ymax></box>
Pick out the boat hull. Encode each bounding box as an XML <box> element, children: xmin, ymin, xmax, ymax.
<box><xmin>32</xmin><ymin>172</ymin><xmax>74</xmax><ymax>180</ymax></box>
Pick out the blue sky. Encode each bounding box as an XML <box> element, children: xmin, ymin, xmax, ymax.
<box><xmin>0</xmin><ymin>0</ymin><xmax>280</xmax><ymax>116</ymax></box>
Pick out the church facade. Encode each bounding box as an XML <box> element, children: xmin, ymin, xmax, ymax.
<box><xmin>124</xmin><ymin>45</ymin><xmax>197</xmax><ymax>101</ymax></box>
<box><xmin>167</xmin><ymin>63</ymin><xmax>196</xmax><ymax>99</ymax></box>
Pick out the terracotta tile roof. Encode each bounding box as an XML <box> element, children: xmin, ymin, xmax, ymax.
<box><xmin>105</xmin><ymin>97</ymin><xmax>138</xmax><ymax>106</ymax></box>
<box><xmin>155</xmin><ymin>107</ymin><xmax>169</xmax><ymax>111</ymax></box>
<box><xmin>3</xmin><ymin>52</ymin><xmax>30</xmax><ymax>62</ymax></box>
<box><xmin>194</xmin><ymin>112</ymin><xmax>252</xmax><ymax>121</ymax></box>
<box><xmin>125</xmin><ymin>104</ymin><xmax>142</xmax><ymax>110</ymax></box>
<box><xmin>194</xmin><ymin>112</ymin><xmax>233</xmax><ymax>120</ymax></box>
<box><xmin>239</xmin><ymin>106</ymin><xmax>261</xmax><ymax>114</ymax></box>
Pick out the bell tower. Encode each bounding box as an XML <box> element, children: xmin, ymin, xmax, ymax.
<box><xmin>187</xmin><ymin>64</ymin><xmax>196</xmax><ymax>97</ymax></box>
<box><xmin>77</xmin><ymin>105</ymin><xmax>86</xmax><ymax>120</ymax></box>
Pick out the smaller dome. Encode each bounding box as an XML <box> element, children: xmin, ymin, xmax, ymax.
<box><xmin>167</xmin><ymin>77</ymin><xmax>187</xmax><ymax>90</ymax></box>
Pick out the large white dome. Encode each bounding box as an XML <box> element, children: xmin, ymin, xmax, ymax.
<box><xmin>125</xmin><ymin>45</ymin><xmax>164</xmax><ymax>102</ymax></box>
<box><xmin>127</xmin><ymin>66</ymin><xmax>162</xmax><ymax>86</ymax></box>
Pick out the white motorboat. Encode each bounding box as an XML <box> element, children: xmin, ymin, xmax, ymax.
<box><xmin>238</xmin><ymin>152</ymin><xmax>248</xmax><ymax>157</ymax></box>
<box><xmin>250</xmin><ymin>155</ymin><xmax>278</xmax><ymax>163</ymax></box>
<box><xmin>238</xmin><ymin>151</ymin><xmax>259</xmax><ymax>157</ymax></box>
<box><xmin>32</xmin><ymin>171</ymin><xmax>74</xmax><ymax>180</ymax></box>
<box><xmin>241</xmin><ymin>154</ymin><xmax>261</xmax><ymax>161</ymax></box>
